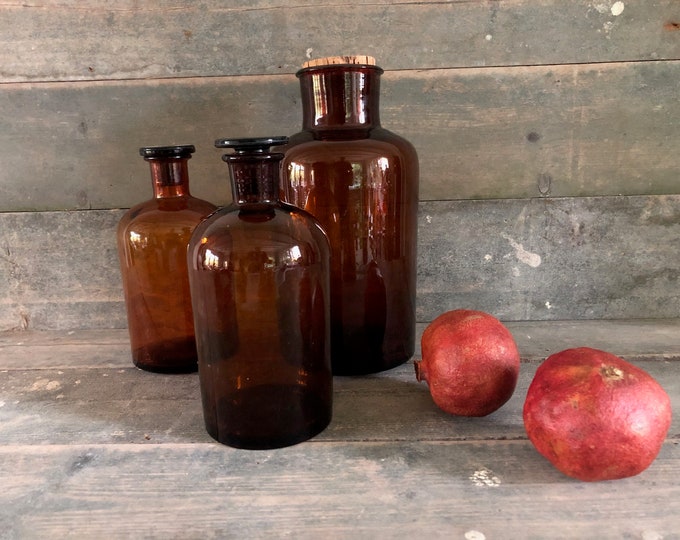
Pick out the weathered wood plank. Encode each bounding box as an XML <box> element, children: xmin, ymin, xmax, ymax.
<box><xmin>0</xmin><ymin>355</ymin><xmax>677</xmax><ymax>445</ymax></box>
<box><xmin>418</xmin><ymin>195</ymin><xmax>680</xmax><ymax>321</ymax></box>
<box><xmin>396</xmin><ymin>61</ymin><xmax>680</xmax><ymax>202</ymax></box>
<box><xmin>0</xmin><ymin>76</ymin><xmax>297</xmax><ymax>212</ymax></box>
<box><xmin>1</xmin><ymin>441</ymin><xmax>678</xmax><ymax>538</ymax></box>
<box><xmin>1</xmin><ymin>1</ymin><xmax>678</xmax><ymax>83</ymax></box>
<box><xmin>0</xmin><ymin>325</ymin><xmax>678</xmax><ymax>537</ymax></box>
<box><xmin>2</xmin><ymin>319</ymin><xmax>680</xmax><ymax>370</ymax></box>
<box><xmin>0</xmin><ymin>210</ymin><xmax>126</xmax><ymax>331</ymax></box>
<box><xmin>2</xmin><ymin>61</ymin><xmax>679</xmax><ymax>212</ymax></box>
<box><xmin>504</xmin><ymin>319</ymin><xmax>680</xmax><ymax>360</ymax></box>
<box><xmin>2</xmin><ymin>195</ymin><xmax>678</xmax><ymax>330</ymax></box>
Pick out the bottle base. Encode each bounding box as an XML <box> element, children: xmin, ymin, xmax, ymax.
<box><xmin>131</xmin><ymin>337</ymin><xmax>199</xmax><ymax>374</ymax></box>
<box><xmin>329</xmin><ymin>323</ymin><xmax>414</xmax><ymax>375</ymax></box>
<box><xmin>133</xmin><ymin>362</ymin><xmax>198</xmax><ymax>374</ymax></box>
<box><xmin>203</xmin><ymin>384</ymin><xmax>332</xmax><ymax>450</ymax></box>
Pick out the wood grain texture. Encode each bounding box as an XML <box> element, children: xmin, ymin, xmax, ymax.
<box><xmin>0</xmin><ymin>354</ymin><xmax>678</xmax><ymax>446</ymax></box>
<box><xmin>1</xmin><ymin>1</ymin><xmax>678</xmax><ymax>83</ymax></box>
<box><xmin>2</xmin><ymin>318</ymin><xmax>679</xmax><ymax>369</ymax></box>
<box><xmin>395</xmin><ymin>61</ymin><xmax>680</xmax><ymax>202</ymax></box>
<box><xmin>1</xmin><ymin>441</ymin><xmax>679</xmax><ymax>538</ymax></box>
<box><xmin>1</xmin><ymin>61</ymin><xmax>679</xmax><ymax>212</ymax></box>
<box><xmin>1</xmin><ymin>3</ymin><xmax>679</xmax><ymax>535</ymax></box>
<box><xmin>418</xmin><ymin>194</ymin><xmax>680</xmax><ymax>321</ymax></box>
<box><xmin>0</xmin><ymin>76</ymin><xmax>299</xmax><ymax>212</ymax></box>
<box><xmin>1</xmin><ymin>195</ymin><xmax>678</xmax><ymax>331</ymax></box>
<box><xmin>0</xmin><ymin>210</ymin><xmax>126</xmax><ymax>331</ymax></box>
<box><xmin>0</xmin><ymin>324</ymin><xmax>678</xmax><ymax>538</ymax></box>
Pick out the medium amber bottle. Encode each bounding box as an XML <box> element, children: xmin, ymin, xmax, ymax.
<box><xmin>280</xmin><ymin>56</ymin><xmax>419</xmax><ymax>375</ymax></box>
<box><xmin>117</xmin><ymin>145</ymin><xmax>217</xmax><ymax>373</ymax></box>
<box><xmin>187</xmin><ymin>137</ymin><xmax>332</xmax><ymax>449</ymax></box>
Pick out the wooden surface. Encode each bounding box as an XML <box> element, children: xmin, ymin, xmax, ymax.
<box><xmin>3</xmin><ymin>1</ymin><xmax>679</xmax><ymax>82</ymax></box>
<box><xmin>1</xmin><ymin>1</ymin><xmax>679</xmax><ymax>211</ymax></box>
<box><xmin>0</xmin><ymin>321</ymin><xmax>679</xmax><ymax>538</ymax></box>
<box><xmin>1</xmin><ymin>3</ymin><xmax>678</xmax><ymax>333</ymax></box>
<box><xmin>2</xmin><ymin>4</ymin><xmax>679</xmax><ymax>532</ymax></box>
<box><xmin>1</xmin><ymin>61</ymin><xmax>679</xmax><ymax>211</ymax></box>
<box><xmin>2</xmin><ymin>194</ymin><xmax>678</xmax><ymax>332</ymax></box>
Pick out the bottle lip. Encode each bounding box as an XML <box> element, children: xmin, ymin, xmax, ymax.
<box><xmin>139</xmin><ymin>145</ymin><xmax>195</xmax><ymax>158</ymax></box>
<box><xmin>297</xmin><ymin>55</ymin><xmax>383</xmax><ymax>77</ymax></box>
<box><xmin>303</xmin><ymin>55</ymin><xmax>377</xmax><ymax>68</ymax></box>
<box><xmin>214</xmin><ymin>136</ymin><xmax>288</xmax><ymax>153</ymax></box>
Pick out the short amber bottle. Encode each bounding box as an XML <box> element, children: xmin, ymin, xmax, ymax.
<box><xmin>187</xmin><ymin>137</ymin><xmax>332</xmax><ymax>449</ymax></box>
<box><xmin>281</xmin><ymin>56</ymin><xmax>420</xmax><ymax>375</ymax></box>
<box><xmin>117</xmin><ymin>145</ymin><xmax>217</xmax><ymax>373</ymax></box>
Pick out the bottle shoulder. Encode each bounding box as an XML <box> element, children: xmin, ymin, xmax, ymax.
<box><xmin>285</xmin><ymin>127</ymin><xmax>417</xmax><ymax>159</ymax></box>
<box><xmin>190</xmin><ymin>203</ymin><xmax>330</xmax><ymax>258</ymax></box>
<box><xmin>118</xmin><ymin>198</ymin><xmax>216</xmax><ymax>235</ymax></box>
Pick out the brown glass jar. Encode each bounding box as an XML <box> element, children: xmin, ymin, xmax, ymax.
<box><xmin>116</xmin><ymin>145</ymin><xmax>217</xmax><ymax>373</ymax></box>
<box><xmin>280</xmin><ymin>56</ymin><xmax>419</xmax><ymax>375</ymax></box>
<box><xmin>187</xmin><ymin>137</ymin><xmax>332</xmax><ymax>449</ymax></box>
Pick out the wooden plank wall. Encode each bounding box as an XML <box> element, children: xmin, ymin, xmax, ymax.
<box><xmin>1</xmin><ymin>1</ymin><xmax>679</xmax><ymax>331</ymax></box>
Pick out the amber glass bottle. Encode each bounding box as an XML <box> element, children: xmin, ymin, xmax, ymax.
<box><xmin>117</xmin><ymin>145</ymin><xmax>217</xmax><ymax>373</ymax></box>
<box><xmin>280</xmin><ymin>56</ymin><xmax>419</xmax><ymax>375</ymax></box>
<box><xmin>187</xmin><ymin>137</ymin><xmax>332</xmax><ymax>449</ymax></box>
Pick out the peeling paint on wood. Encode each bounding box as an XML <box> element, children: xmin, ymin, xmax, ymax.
<box><xmin>418</xmin><ymin>195</ymin><xmax>680</xmax><ymax>322</ymax></box>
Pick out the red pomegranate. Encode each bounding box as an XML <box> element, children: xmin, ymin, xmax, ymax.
<box><xmin>415</xmin><ymin>309</ymin><xmax>520</xmax><ymax>416</ymax></box>
<box><xmin>523</xmin><ymin>347</ymin><xmax>672</xmax><ymax>481</ymax></box>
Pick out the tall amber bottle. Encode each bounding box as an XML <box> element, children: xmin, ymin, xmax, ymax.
<box><xmin>281</xmin><ymin>56</ymin><xmax>419</xmax><ymax>375</ymax></box>
<box><xmin>187</xmin><ymin>137</ymin><xmax>332</xmax><ymax>449</ymax></box>
<box><xmin>117</xmin><ymin>145</ymin><xmax>217</xmax><ymax>373</ymax></box>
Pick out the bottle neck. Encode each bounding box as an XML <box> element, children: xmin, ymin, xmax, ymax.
<box><xmin>227</xmin><ymin>155</ymin><xmax>282</xmax><ymax>206</ymax></box>
<box><xmin>298</xmin><ymin>65</ymin><xmax>382</xmax><ymax>131</ymax></box>
<box><xmin>148</xmin><ymin>158</ymin><xmax>191</xmax><ymax>198</ymax></box>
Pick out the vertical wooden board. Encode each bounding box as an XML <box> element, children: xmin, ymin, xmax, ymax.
<box><xmin>417</xmin><ymin>195</ymin><xmax>680</xmax><ymax>322</ymax></box>
<box><xmin>1</xmin><ymin>1</ymin><xmax>679</xmax><ymax>82</ymax></box>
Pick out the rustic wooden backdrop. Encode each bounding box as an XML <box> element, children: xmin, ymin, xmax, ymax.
<box><xmin>1</xmin><ymin>0</ymin><xmax>679</xmax><ymax>331</ymax></box>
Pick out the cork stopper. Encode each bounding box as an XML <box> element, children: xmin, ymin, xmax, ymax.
<box><xmin>302</xmin><ymin>55</ymin><xmax>376</xmax><ymax>69</ymax></box>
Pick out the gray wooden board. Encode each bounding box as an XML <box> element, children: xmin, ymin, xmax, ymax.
<box><xmin>0</xmin><ymin>356</ymin><xmax>678</xmax><ymax>446</ymax></box>
<box><xmin>0</xmin><ymin>324</ymin><xmax>679</xmax><ymax>538</ymax></box>
<box><xmin>0</xmin><ymin>209</ymin><xmax>126</xmax><ymax>331</ymax></box>
<box><xmin>1</xmin><ymin>441</ymin><xmax>679</xmax><ymax>538</ymax></box>
<box><xmin>418</xmin><ymin>194</ymin><xmax>680</xmax><ymax>321</ymax></box>
<box><xmin>1</xmin><ymin>195</ymin><xmax>678</xmax><ymax>330</ymax></box>
<box><xmin>1</xmin><ymin>1</ymin><xmax>679</xmax><ymax>83</ymax></box>
<box><xmin>2</xmin><ymin>319</ymin><xmax>680</xmax><ymax>369</ymax></box>
<box><xmin>1</xmin><ymin>61</ymin><xmax>680</xmax><ymax>212</ymax></box>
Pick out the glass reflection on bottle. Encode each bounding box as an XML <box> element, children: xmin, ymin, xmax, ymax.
<box><xmin>116</xmin><ymin>145</ymin><xmax>217</xmax><ymax>373</ymax></box>
<box><xmin>187</xmin><ymin>137</ymin><xmax>332</xmax><ymax>450</ymax></box>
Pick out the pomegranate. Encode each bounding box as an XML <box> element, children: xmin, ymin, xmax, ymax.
<box><xmin>415</xmin><ymin>309</ymin><xmax>520</xmax><ymax>416</ymax></box>
<box><xmin>523</xmin><ymin>347</ymin><xmax>672</xmax><ymax>481</ymax></box>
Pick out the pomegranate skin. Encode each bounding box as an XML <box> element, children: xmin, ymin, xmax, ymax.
<box><xmin>415</xmin><ymin>309</ymin><xmax>520</xmax><ymax>417</ymax></box>
<box><xmin>523</xmin><ymin>347</ymin><xmax>672</xmax><ymax>482</ymax></box>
